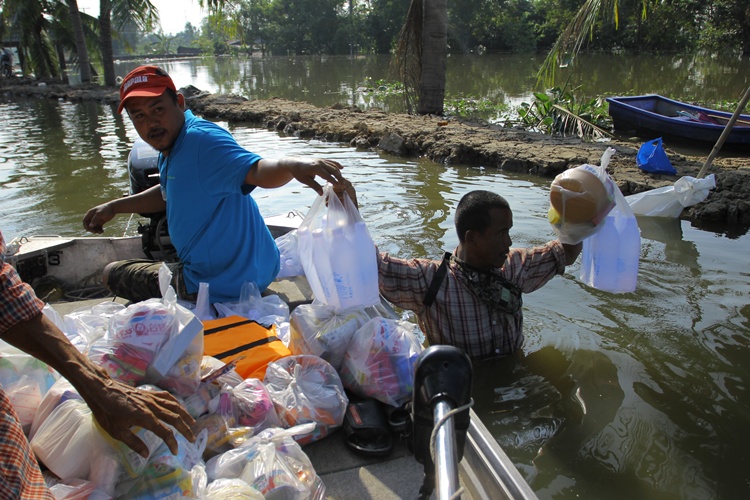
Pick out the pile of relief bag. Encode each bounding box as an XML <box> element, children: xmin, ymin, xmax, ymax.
<box><xmin>0</xmin><ymin>184</ymin><xmax>425</xmax><ymax>499</ymax></box>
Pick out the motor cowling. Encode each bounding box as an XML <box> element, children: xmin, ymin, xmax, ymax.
<box><xmin>127</xmin><ymin>138</ymin><xmax>175</xmax><ymax>261</ymax></box>
<box><xmin>128</xmin><ymin>138</ymin><xmax>161</xmax><ymax>209</ymax></box>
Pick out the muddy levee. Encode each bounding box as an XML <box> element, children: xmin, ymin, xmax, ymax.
<box><xmin>3</xmin><ymin>79</ymin><xmax>749</xmax><ymax>235</ymax></box>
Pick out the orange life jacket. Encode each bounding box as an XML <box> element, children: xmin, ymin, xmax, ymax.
<box><xmin>202</xmin><ymin>315</ymin><xmax>291</xmax><ymax>380</ymax></box>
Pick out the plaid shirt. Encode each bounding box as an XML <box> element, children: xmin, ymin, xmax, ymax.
<box><xmin>378</xmin><ymin>240</ymin><xmax>566</xmax><ymax>359</ymax></box>
<box><xmin>0</xmin><ymin>230</ymin><xmax>52</xmax><ymax>498</ymax></box>
<box><xmin>0</xmin><ymin>230</ymin><xmax>44</xmax><ymax>335</ymax></box>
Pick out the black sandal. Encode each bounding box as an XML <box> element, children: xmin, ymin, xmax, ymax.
<box><xmin>343</xmin><ymin>397</ymin><xmax>393</xmax><ymax>457</ymax></box>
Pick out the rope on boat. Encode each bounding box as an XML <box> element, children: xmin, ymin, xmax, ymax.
<box><xmin>65</xmin><ymin>286</ymin><xmax>113</xmax><ymax>301</ymax></box>
<box><xmin>64</xmin><ymin>269</ymin><xmax>114</xmax><ymax>301</ymax></box>
<box><xmin>122</xmin><ymin>213</ymin><xmax>137</xmax><ymax>237</ymax></box>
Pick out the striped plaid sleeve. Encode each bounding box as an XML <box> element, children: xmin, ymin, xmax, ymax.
<box><xmin>504</xmin><ymin>240</ymin><xmax>566</xmax><ymax>293</ymax></box>
<box><xmin>0</xmin><ymin>391</ymin><xmax>54</xmax><ymax>499</ymax></box>
<box><xmin>0</xmin><ymin>231</ymin><xmax>45</xmax><ymax>334</ymax></box>
<box><xmin>377</xmin><ymin>252</ymin><xmax>438</xmax><ymax>314</ymax></box>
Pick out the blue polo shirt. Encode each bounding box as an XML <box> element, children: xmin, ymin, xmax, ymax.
<box><xmin>158</xmin><ymin>110</ymin><xmax>280</xmax><ymax>302</ymax></box>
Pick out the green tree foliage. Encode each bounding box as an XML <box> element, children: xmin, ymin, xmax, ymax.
<box><xmin>363</xmin><ymin>0</ymin><xmax>410</xmax><ymax>54</ymax></box>
<box><xmin>4</xmin><ymin>0</ymin><xmax>746</xmax><ymax>80</ymax></box>
<box><xmin>263</xmin><ymin>0</ymin><xmax>340</xmax><ymax>55</ymax></box>
<box><xmin>699</xmin><ymin>0</ymin><xmax>750</xmax><ymax>55</ymax></box>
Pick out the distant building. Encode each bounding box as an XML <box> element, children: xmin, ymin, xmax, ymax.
<box><xmin>177</xmin><ymin>46</ymin><xmax>202</xmax><ymax>56</ymax></box>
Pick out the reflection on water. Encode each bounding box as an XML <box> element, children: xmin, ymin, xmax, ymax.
<box><xmin>109</xmin><ymin>53</ymin><xmax>750</xmax><ymax>118</ymax></box>
<box><xmin>1</xmin><ymin>88</ymin><xmax>750</xmax><ymax>500</ymax></box>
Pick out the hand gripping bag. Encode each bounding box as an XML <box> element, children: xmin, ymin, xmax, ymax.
<box><xmin>297</xmin><ymin>183</ymin><xmax>380</xmax><ymax>310</ymax></box>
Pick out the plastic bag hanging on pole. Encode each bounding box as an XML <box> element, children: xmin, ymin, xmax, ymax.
<box><xmin>625</xmin><ymin>174</ymin><xmax>716</xmax><ymax>218</ymax></box>
<box><xmin>297</xmin><ymin>184</ymin><xmax>380</xmax><ymax>310</ymax></box>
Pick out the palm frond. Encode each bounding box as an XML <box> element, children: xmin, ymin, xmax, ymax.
<box><xmin>112</xmin><ymin>0</ymin><xmax>159</xmax><ymax>31</ymax></box>
<box><xmin>537</xmin><ymin>0</ymin><xmax>657</xmax><ymax>88</ymax></box>
<box><xmin>537</xmin><ymin>0</ymin><xmax>615</xmax><ymax>88</ymax></box>
<box><xmin>551</xmin><ymin>104</ymin><xmax>612</xmax><ymax>140</ymax></box>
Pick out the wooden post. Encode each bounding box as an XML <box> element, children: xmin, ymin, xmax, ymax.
<box><xmin>697</xmin><ymin>85</ymin><xmax>750</xmax><ymax>179</ymax></box>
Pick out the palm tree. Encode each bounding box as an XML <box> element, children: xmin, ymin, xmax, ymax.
<box><xmin>65</xmin><ymin>0</ymin><xmax>92</xmax><ymax>82</ymax></box>
<box><xmin>100</xmin><ymin>0</ymin><xmax>159</xmax><ymax>86</ymax></box>
<box><xmin>1</xmin><ymin>0</ymin><xmax>60</xmax><ymax>79</ymax></box>
<box><xmin>395</xmin><ymin>0</ymin><xmax>449</xmax><ymax>115</ymax></box>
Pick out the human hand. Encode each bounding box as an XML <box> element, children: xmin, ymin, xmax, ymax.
<box><xmin>82</xmin><ymin>371</ymin><xmax>196</xmax><ymax>457</ymax></box>
<box><xmin>331</xmin><ymin>178</ymin><xmax>358</xmax><ymax>209</ymax></box>
<box><xmin>285</xmin><ymin>157</ymin><xmax>347</xmax><ymax>195</ymax></box>
<box><xmin>83</xmin><ymin>203</ymin><xmax>115</xmax><ymax>234</ymax></box>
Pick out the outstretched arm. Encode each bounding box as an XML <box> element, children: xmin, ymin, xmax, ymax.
<box><xmin>246</xmin><ymin>157</ymin><xmax>347</xmax><ymax>195</ymax></box>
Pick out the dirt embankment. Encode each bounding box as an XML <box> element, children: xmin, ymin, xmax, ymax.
<box><xmin>3</xmin><ymin>79</ymin><xmax>749</xmax><ymax>235</ymax></box>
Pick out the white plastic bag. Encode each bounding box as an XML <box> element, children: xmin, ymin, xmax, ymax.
<box><xmin>298</xmin><ymin>184</ymin><xmax>380</xmax><ymax>310</ymax></box>
<box><xmin>113</xmin><ymin>427</ymin><xmax>207</xmax><ymax>499</ymax></box>
<box><xmin>205</xmin><ymin>424</ymin><xmax>325</xmax><ymax>500</ymax></box>
<box><xmin>626</xmin><ymin>174</ymin><xmax>716</xmax><ymax>217</ymax></box>
<box><xmin>91</xmin><ymin>279</ymin><xmax>204</xmax><ymax>397</ymax></box>
<box><xmin>30</xmin><ymin>399</ymin><xmax>120</xmax><ymax>494</ymax></box>
<box><xmin>580</xmin><ymin>182</ymin><xmax>641</xmax><ymax>293</ymax></box>
<box><xmin>202</xmin><ymin>478</ymin><xmax>264</xmax><ymax>499</ymax></box>
<box><xmin>275</xmin><ymin>229</ymin><xmax>304</xmax><ymax>278</ymax></box>
<box><xmin>215</xmin><ymin>281</ymin><xmax>290</xmax><ymax>326</ymax></box>
<box><xmin>0</xmin><ymin>347</ymin><xmax>59</xmax><ymax>435</ymax></box>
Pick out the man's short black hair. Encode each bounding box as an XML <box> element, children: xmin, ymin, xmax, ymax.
<box><xmin>454</xmin><ymin>190</ymin><xmax>510</xmax><ymax>242</ymax></box>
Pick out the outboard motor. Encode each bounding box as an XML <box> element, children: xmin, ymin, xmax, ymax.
<box><xmin>412</xmin><ymin>345</ymin><xmax>473</xmax><ymax>500</ymax></box>
<box><xmin>128</xmin><ymin>138</ymin><xmax>176</xmax><ymax>260</ymax></box>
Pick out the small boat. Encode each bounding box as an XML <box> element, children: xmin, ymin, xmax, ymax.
<box><xmin>7</xmin><ymin>218</ymin><xmax>538</xmax><ymax>499</ymax></box>
<box><xmin>606</xmin><ymin>94</ymin><xmax>750</xmax><ymax>148</ymax></box>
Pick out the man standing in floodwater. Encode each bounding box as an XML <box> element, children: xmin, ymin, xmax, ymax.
<box><xmin>376</xmin><ymin>189</ymin><xmax>584</xmax><ymax>359</ymax></box>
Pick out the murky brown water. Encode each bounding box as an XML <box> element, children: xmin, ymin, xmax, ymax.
<box><xmin>2</xmin><ymin>54</ymin><xmax>750</xmax><ymax>499</ymax></box>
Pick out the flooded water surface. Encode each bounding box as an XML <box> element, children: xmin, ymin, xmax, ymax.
<box><xmin>2</xmin><ymin>54</ymin><xmax>749</xmax><ymax>499</ymax></box>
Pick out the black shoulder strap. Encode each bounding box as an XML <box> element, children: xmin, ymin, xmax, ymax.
<box><xmin>423</xmin><ymin>252</ymin><xmax>452</xmax><ymax>307</ymax></box>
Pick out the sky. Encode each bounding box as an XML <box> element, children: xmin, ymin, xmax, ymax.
<box><xmin>77</xmin><ymin>0</ymin><xmax>208</xmax><ymax>36</ymax></box>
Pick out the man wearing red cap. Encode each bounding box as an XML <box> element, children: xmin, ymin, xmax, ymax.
<box><xmin>84</xmin><ymin>66</ymin><xmax>350</xmax><ymax>303</ymax></box>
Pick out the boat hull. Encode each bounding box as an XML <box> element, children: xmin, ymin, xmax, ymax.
<box><xmin>606</xmin><ymin>94</ymin><xmax>750</xmax><ymax>149</ymax></box>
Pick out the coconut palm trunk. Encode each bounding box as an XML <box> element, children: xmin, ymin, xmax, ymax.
<box><xmin>417</xmin><ymin>0</ymin><xmax>447</xmax><ymax>115</ymax></box>
<box><xmin>100</xmin><ymin>0</ymin><xmax>116</xmax><ymax>86</ymax></box>
<box><xmin>66</xmin><ymin>0</ymin><xmax>92</xmax><ymax>83</ymax></box>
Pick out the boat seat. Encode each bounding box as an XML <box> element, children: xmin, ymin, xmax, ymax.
<box><xmin>11</xmin><ymin>236</ymin><xmax>75</xmax><ymax>260</ymax></box>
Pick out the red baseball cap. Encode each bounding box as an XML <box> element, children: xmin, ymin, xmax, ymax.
<box><xmin>117</xmin><ymin>65</ymin><xmax>176</xmax><ymax>113</ymax></box>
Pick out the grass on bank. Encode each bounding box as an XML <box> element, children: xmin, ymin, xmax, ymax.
<box><xmin>358</xmin><ymin>78</ymin><xmax>744</xmax><ymax>142</ymax></box>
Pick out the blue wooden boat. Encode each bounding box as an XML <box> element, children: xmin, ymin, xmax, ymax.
<box><xmin>606</xmin><ymin>94</ymin><xmax>750</xmax><ymax>149</ymax></box>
